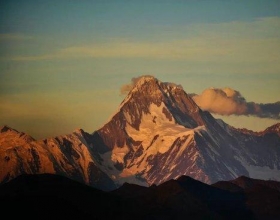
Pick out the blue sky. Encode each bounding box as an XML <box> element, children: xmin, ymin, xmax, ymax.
<box><xmin>1</xmin><ymin>0</ymin><xmax>280</xmax><ymax>138</ymax></box>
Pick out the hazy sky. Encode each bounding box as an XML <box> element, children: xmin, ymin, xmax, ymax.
<box><xmin>1</xmin><ymin>0</ymin><xmax>280</xmax><ymax>139</ymax></box>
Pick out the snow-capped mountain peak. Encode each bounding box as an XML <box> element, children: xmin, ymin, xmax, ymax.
<box><xmin>116</xmin><ymin>76</ymin><xmax>205</xmax><ymax>131</ymax></box>
<box><xmin>91</xmin><ymin>77</ymin><xmax>280</xmax><ymax>186</ymax></box>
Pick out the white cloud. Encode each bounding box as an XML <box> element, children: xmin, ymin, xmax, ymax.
<box><xmin>191</xmin><ymin>87</ymin><xmax>280</xmax><ymax>119</ymax></box>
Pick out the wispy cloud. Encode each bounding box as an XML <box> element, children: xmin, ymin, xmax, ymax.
<box><xmin>11</xmin><ymin>41</ymin><xmax>189</xmax><ymax>61</ymax></box>
<box><xmin>185</xmin><ymin>17</ymin><xmax>280</xmax><ymax>39</ymax></box>
<box><xmin>10</xmin><ymin>37</ymin><xmax>280</xmax><ymax>62</ymax></box>
<box><xmin>0</xmin><ymin>33</ymin><xmax>33</xmax><ymax>41</ymax></box>
<box><xmin>120</xmin><ymin>75</ymin><xmax>183</xmax><ymax>95</ymax></box>
<box><xmin>120</xmin><ymin>75</ymin><xmax>154</xmax><ymax>95</ymax></box>
<box><xmin>6</xmin><ymin>17</ymin><xmax>280</xmax><ymax>75</ymax></box>
<box><xmin>191</xmin><ymin>87</ymin><xmax>280</xmax><ymax>119</ymax></box>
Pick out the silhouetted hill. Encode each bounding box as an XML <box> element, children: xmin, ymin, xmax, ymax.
<box><xmin>0</xmin><ymin>174</ymin><xmax>121</xmax><ymax>219</ymax></box>
<box><xmin>214</xmin><ymin>176</ymin><xmax>280</xmax><ymax>220</ymax></box>
<box><xmin>2</xmin><ymin>174</ymin><xmax>279</xmax><ymax>219</ymax></box>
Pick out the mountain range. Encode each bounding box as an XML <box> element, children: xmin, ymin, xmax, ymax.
<box><xmin>1</xmin><ymin>76</ymin><xmax>280</xmax><ymax>191</ymax></box>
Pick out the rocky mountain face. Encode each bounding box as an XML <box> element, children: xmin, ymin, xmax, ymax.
<box><xmin>0</xmin><ymin>76</ymin><xmax>279</xmax><ymax>190</ymax></box>
<box><xmin>0</xmin><ymin>126</ymin><xmax>115</xmax><ymax>190</ymax></box>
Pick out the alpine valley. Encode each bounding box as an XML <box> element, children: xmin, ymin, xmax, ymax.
<box><xmin>1</xmin><ymin>76</ymin><xmax>280</xmax><ymax>191</ymax></box>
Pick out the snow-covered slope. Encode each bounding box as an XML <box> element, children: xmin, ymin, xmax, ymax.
<box><xmin>1</xmin><ymin>76</ymin><xmax>279</xmax><ymax>188</ymax></box>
